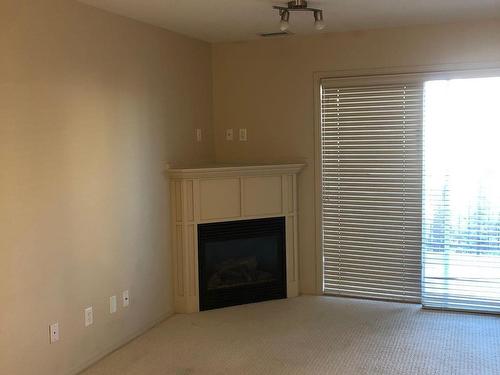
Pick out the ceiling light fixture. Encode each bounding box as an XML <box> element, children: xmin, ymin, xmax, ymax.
<box><xmin>273</xmin><ymin>1</ymin><xmax>325</xmax><ymax>31</ymax></box>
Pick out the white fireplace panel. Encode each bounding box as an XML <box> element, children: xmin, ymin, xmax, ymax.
<box><xmin>200</xmin><ymin>178</ymin><xmax>241</xmax><ymax>220</ymax></box>
<box><xmin>242</xmin><ymin>176</ymin><xmax>282</xmax><ymax>217</ymax></box>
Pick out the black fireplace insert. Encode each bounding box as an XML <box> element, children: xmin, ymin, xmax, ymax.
<box><xmin>198</xmin><ymin>217</ymin><xmax>286</xmax><ymax>311</ymax></box>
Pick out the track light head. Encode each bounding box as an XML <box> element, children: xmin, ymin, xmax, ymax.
<box><xmin>314</xmin><ymin>10</ymin><xmax>325</xmax><ymax>30</ymax></box>
<box><xmin>279</xmin><ymin>9</ymin><xmax>290</xmax><ymax>31</ymax></box>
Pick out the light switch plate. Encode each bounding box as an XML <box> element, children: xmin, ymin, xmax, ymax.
<box><xmin>49</xmin><ymin>322</ymin><xmax>59</xmax><ymax>343</ymax></box>
<box><xmin>110</xmin><ymin>296</ymin><xmax>117</xmax><ymax>314</ymax></box>
<box><xmin>196</xmin><ymin>128</ymin><xmax>202</xmax><ymax>142</ymax></box>
<box><xmin>84</xmin><ymin>307</ymin><xmax>93</xmax><ymax>327</ymax></box>
<box><xmin>225</xmin><ymin>128</ymin><xmax>234</xmax><ymax>141</ymax></box>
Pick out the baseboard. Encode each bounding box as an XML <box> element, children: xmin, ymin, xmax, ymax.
<box><xmin>70</xmin><ymin>310</ymin><xmax>174</xmax><ymax>375</ymax></box>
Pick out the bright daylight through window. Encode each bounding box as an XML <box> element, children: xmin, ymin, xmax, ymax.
<box><xmin>422</xmin><ymin>77</ymin><xmax>500</xmax><ymax>313</ymax></box>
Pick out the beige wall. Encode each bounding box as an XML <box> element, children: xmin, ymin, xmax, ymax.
<box><xmin>212</xmin><ymin>20</ymin><xmax>500</xmax><ymax>295</ymax></box>
<box><xmin>0</xmin><ymin>1</ymin><xmax>213</xmax><ymax>374</ymax></box>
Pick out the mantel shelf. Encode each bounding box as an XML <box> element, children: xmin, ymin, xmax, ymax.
<box><xmin>166</xmin><ymin>163</ymin><xmax>305</xmax><ymax>179</ymax></box>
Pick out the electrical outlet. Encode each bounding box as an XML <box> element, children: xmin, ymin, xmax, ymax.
<box><xmin>225</xmin><ymin>128</ymin><xmax>234</xmax><ymax>141</ymax></box>
<box><xmin>84</xmin><ymin>307</ymin><xmax>93</xmax><ymax>327</ymax></box>
<box><xmin>122</xmin><ymin>290</ymin><xmax>130</xmax><ymax>307</ymax></box>
<box><xmin>239</xmin><ymin>128</ymin><xmax>247</xmax><ymax>142</ymax></box>
<box><xmin>196</xmin><ymin>128</ymin><xmax>202</xmax><ymax>142</ymax></box>
<box><xmin>49</xmin><ymin>322</ymin><xmax>59</xmax><ymax>343</ymax></box>
<box><xmin>110</xmin><ymin>295</ymin><xmax>117</xmax><ymax>314</ymax></box>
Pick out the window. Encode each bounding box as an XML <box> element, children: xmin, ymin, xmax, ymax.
<box><xmin>422</xmin><ymin>77</ymin><xmax>500</xmax><ymax>313</ymax></box>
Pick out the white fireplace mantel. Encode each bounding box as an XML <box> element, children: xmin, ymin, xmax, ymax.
<box><xmin>167</xmin><ymin>163</ymin><xmax>305</xmax><ymax>313</ymax></box>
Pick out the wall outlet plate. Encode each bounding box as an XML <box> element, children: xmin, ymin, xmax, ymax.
<box><xmin>110</xmin><ymin>295</ymin><xmax>117</xmax><ymax>314</ymax></box>
<box><xmin>239</xmin><ymin>128</ymin><xmax>247</xmax><ymax>142</ymax></box>
<box><xmin>49</xmin><ymin>322</ymin><xmax>59</xmax><ymax>343</ymax></box>
<box><xmin>122</xmin><ymin>290</ymin><xmax>130</xmax><ymax>307</ymax></box>
<box><xmin>84</xmin><ymin>307</ymin><xmax>93</xmax><ymax>327</ymax></box>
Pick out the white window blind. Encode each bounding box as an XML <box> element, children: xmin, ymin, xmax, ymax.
<box><xmin>321</xmin><ymin>80</ymin><xmax>423</xmax><ymax>302</ymax></box>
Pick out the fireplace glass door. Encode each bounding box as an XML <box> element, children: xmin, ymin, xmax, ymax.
<box><xmin>198</xmin><ymin>217</ymin><xmax>286</xmax><ymax>311</ymax></box>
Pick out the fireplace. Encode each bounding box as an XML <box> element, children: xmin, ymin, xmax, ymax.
<box><xmin>168</xmin><ymin>163</ymin><xmax>303</xmax><ymax>313</ymax></box>
<box><xmin>198</xmin><ymin>217</ymin><xmax>286</xmax><ymax>311</ymax></box>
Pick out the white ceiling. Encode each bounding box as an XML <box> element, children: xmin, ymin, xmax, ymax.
<box><xmin>78</xmin><ymin>0</ymin><xmax>500</xmax><ymax>43</ymax></box>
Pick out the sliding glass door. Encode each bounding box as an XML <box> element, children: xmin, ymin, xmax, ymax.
<box><xmin>422</xmin><ymin>77</ymin><xmax>500</xmax><ymax>313</ymax></box>
<box><xmin>320</xmin><ymin>73</ymin><xmax>500</xmax><ymax>313</ymax></box>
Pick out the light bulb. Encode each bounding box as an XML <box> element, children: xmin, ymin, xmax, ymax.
<box><xmin>315</xmin><ymin>19</ymin><xmax>325</xmax><ymax>30</ymax></box>
<box><xmin>314</xmin><ymin>10</ymin><xmax>325</xmax><ymax>31</ymax></box>
<box><xmin>279</xmin><ymin>10</ymin><xmax>290</xmax><ymax>32</ymax></box>
<box><xmin>280</xmin><ymin>19</ymin><xmax>289</xmax><ymax>31</ymax></box>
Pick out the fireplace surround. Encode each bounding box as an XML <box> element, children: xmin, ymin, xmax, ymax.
<box><xmin>167</xmin><ymin>163</ymin><xmax>304</xmax><ymax>313</ymax></box>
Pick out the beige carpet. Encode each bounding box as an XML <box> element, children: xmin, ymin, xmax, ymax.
<box><xmin>81</xmin><ymin>296</ymin><xmax>500</xmax><ymax>375</ymax></box>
